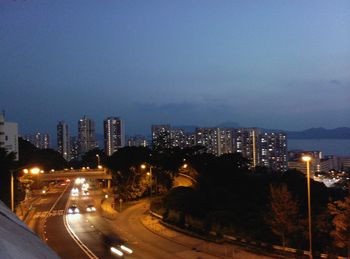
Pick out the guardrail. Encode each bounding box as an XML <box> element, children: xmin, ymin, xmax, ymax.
<box><xmin>148</xmin><ymin>211</ymin><xmax>347</xmax><ymax>259</ymax></box>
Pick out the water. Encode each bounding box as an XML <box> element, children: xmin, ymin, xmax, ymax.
<box><xmin>288</xmin><ymin>139</ymin><xmax>350</xmax><ymax>156</ymax></box>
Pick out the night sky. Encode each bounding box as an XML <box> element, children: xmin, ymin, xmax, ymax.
<box><xmin>1</xmin><ymin>1</ymin><xmax>349</xmax><ymax>136</ymax></box>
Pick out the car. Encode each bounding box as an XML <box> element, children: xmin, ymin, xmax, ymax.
<box><xmin>67</xmin><ymin>205</ymin><xmax>80</xmax><ymax>214</ymax></box>
<box><xmin>86</xmin><ymin>204</ymin><xmax>96</xmax><ymax>212</ymax></box>
<box><xmin>110</xmin><ymin>243</ymin><xmax>133</xmax><ymax>256</ymax></box>
<box><xmin>71</xmin><ymin>187</ymin><xmax>79</xmax><ymax>196</ymax></box>
<box><xmin>82</xmin><ymin>190</ymin><xmax>89</xmax><ymax>196</ymax></box>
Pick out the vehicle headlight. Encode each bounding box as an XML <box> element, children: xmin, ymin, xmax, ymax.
<box><xmin>75</xmin><ymin>208</ymin><xmax>79</xmax><ymax>213</ymax></box>
<box><xmin>68</xmin><ymin>209</ymin><xmax>73</xmax><ymax>213</ymax></box>
<box><xmin>87</xmin><ymin>208</ymin><xmax>91</xmax><ymax>212</ymax></box>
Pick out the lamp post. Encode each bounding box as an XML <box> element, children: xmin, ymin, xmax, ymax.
<box><xmin>302</xmin><ymin>155</ymin><xmax>312</xmax><ymax>259</ymax></box>
<box><xmin>96</xmin><ymin>154</ymin><xmax>100</xmax><ymax>167</ymax></box>
<box><xmin>141</xmin><ymin>164</ymin><xmax>154</xmax><ymax>198</ymax></box>
<box><xmin>11</xmin><ymin>167</ymin><xmax>41</xmax><ymax>212</ymax></box>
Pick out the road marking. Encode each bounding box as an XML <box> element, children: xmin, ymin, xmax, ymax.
<box><xmin>63</xmin><ymin>209</ymin><xmax>99</xmax><ymax>259</ymax></box>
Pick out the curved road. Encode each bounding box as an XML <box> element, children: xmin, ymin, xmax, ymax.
<box><xmin>26</xmin><ymin>183</ymin><xmax>269</xmax><ymax>259</ymax></box>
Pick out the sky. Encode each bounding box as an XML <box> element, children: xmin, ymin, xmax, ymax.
<box><xmin>1</xmin><ymin>0</ymin><xmax>349</xmax><ymax>137</ymax></box>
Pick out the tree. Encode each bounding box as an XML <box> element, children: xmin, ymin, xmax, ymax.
<box><xmin>266</xmin><ymin>184</ymin><xmax>301</xmax><ymax>247</ymax></box>
<box><xmin>328</xmin><ymin>196</ymin><xmax>350</xmax><ymax>257</ymax></box>
<box><xmin>0</xmin><ymin>147</ymin><xmax>17</xmax><ymax>206</ymax></box>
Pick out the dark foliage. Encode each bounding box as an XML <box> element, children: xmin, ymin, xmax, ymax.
<box><xmin>160</xmin><ymin>152</ymin><xmax>346</xmax><ymax>253</ymax></box>
<box><xmin>18</xmin><ymin>138</ymin><xmax>66</xmax><ymax>170</ymax></box>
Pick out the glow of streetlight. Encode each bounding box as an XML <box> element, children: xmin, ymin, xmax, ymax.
<box><xmin>302</xmin><ymin>156</ymin><xmax>311</xmax><ymax>162</ymax></box>
<box><xmin>29</xmin><ymin>167</ymin><xmax>41</xmax><ymax>175</ymax></box>
<box><xmin>140</xmin><ymin>164</ymin><xmax>146</xmax><ymax>170</ymax></box>
<box><xmin>302</xmin><ymin>155</ymin><xmax>313</xmax><ymax>258</ymax></box>
<box><xmin>183</xmin><ymin>163</ymin><xmax>188</xmax><ymax>169</ymax></box>
<box><xmin>12</xmin><ymin>166</ymin><xmax>42</xmax><ymax>212</ymax></box>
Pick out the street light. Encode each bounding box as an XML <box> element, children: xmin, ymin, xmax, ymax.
<box><xmin>140</xmin><ymin>164</ymin><xmax>154</xmax><ymax>197</ymax></box>
<box><xmin>96</xmin><ymin>154</ymin><xmax>100</xmax><ymax>167</ymax></box>
<box><xmin>302</xmin><ymin>155</ymin><xmax>312</xmax><ymax>259</ymax></box>
<box><xmin>11</xmin><ymin>167</ymin><xmax>42</xmax><ymax>212</ymax></box>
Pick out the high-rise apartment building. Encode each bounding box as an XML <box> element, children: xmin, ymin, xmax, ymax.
<box><xmin>171</xmin><ymin>128</ymin><xmax>195</xmax><ymax>149</ymax></box>
<box><xmin>0</xmin><ymin>113</ymin><xmax>18</xmax><ymax>160</ymax></box>
<box><xmin>260</xmin><ymin>132</ymin><xmax>288</xmax><ymax>172</ymax></box>
<box><xmin>151</xmin><ymin>123</ymin><xmax>288</xmax><ymax>172</ymax></box>
<box><xmin>233</xmin><ymin>128</ymin><xmax>260</xmax><ymax>167</ymax></box>
<box><xmin>151</xmin><ymin>124</ymin><xmax>171</xmax><ymax>150</ymax></box>
<box><xmin>57</xmin><ymin>121</ymin><xmax>70</xmax><ymax>161</ymax></box>
<box><xmin>78</xmin><ymin>115</ymin><xmax>96</xmax><ymax>157</ymax></box>
<box><xmin>218</xmin><ymin>128</ymin><xmax>234</xmax><ymax>155</ymax></box>
<box><xmin>127</xmin><ymin>135</ymin><xmax>148</xmax><ymax>147</ymax></box>
<box><xmin>104</xmin><ymin>117</ymin><xmax>125</xmax><ymax>156</ymax></box>
<box><xmin>70</xmin><ymin>136</ymin><xmax>79</xmax><ymax>160</ymax></box>
<box><xmin>24</xmin><ymin>132</ymin><xmax>50</xmax><ymax>149</ymax></box>
<box><xmin>195</xmin><ymin>128</ymin><xmax>220</xmax><ymax>155</ymax></box>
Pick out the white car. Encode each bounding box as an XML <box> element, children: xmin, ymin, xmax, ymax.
<box><xmin>71</xmin><ymin>187</ymin><xmax>79</xmax><ymax>196</ymax></box>
<box><xmin>86</xmin><ymin>204</ymin><xmax>96</xmax><ymax>212</ymax></box>
<box><xmin>67</xmin><ymin>205</ymin><xmax>80</xmax><ymax>214</ymax></box>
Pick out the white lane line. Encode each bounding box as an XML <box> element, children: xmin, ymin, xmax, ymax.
<box><xmin>63</xmin><ymin>214</ymin><xmax>98</xmax><ymax>259</ymax></box>
<box><xmin>63</xmin><ymin>194</ymin><xmax>99</xmax><ymax>259</ymax></box>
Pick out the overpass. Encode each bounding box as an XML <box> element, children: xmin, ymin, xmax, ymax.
<box><xmin>25</xmin><ymin>168</ymin><xmax>113</xmax><ymax>189</ymax></box>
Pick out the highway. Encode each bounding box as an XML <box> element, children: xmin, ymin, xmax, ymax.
<box><xmin>25</xmin><ymin>181</ymin><xmax>221</xmax><ymax>259</ymax></box>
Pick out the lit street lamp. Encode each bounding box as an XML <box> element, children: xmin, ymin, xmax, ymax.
<box><xmin>141</xmin><ymin>164</ymin><xmax>154</xmax><ymax>198</ymax></box>
<box><xmin>11</xmin><ymin>167</ymin><xmax>42</xmax><ymax>212</ymax></box>
<box><xmin>302</xmin><ymin>155</ymin><xmax>313</xmax><ymax>259</ymax></box>
<box><xmin>96</xmin><ymin>154</ymin><xmax>100</xmax><ymax>167</ymax></box>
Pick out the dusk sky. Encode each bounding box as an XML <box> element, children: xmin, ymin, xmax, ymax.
<box><xmin>1</xmin><ymin>1</ymin><xmax>349</xmax><ymax>136</ymax></box>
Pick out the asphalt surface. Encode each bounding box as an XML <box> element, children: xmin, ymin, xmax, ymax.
<box><xmin>27</xmin><ymin>184</ymin><xmax>272</xmax><ymax>259</ymax></box>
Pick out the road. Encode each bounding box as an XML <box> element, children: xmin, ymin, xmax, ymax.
<box><xmin>105</xmin><ymin>200</ymin><xmax>220</xmax><ymax>259</ymax></box>
<box><xmin>26</xmin><ymin>181</ymin><xmax>269</xmax><ymax>259</ymax></box>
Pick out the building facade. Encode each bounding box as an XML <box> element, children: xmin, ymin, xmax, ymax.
<box><xmin>24</xmin><ymin>132</ymin><xmax>50</xmax><ymax>149</ymax></box>
<box><xmin>195</xmin><ymin>128</ymin><xmax>220</xmax><ymax>155</ymax></box>
<box><xmin>233</xmin><ymin>128</ymin><xmax>260</xmax><ymax>168</ymax></box>
<box><xmin>78</xmin><ymin>116</ymin><xmax>97</xmax><ymax>157</ymax></box>
<box><xmin>260</xmin><ymin>132</ymin><xmax>288</xmax><ymax>172</ymax></box>
<box><xmin>151</xmin><ymin>124</ymin><xmax>172</xmax><ymax>150</ymax></box>
<box><xmin>0</xmin><ymin>113</ymin><xmax>19</xmax><ymax>160</ymax></box>
<box><xmin>127</xmin><ymin>135</ymin><xmax>148</xmax><ymax>147</ymax></box>
<box><xmin>57</xmin><ymin>121</ymin><xmax>70</xmax><ymax>161</ymax></box>
<box><xmin>104</xmin><ymin>117</ymin><xmax>125</xmax><ymax>156</ymax></box>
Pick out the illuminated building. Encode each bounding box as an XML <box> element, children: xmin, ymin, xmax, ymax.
<box><xmin>57</xmin><ymin>121</ymin><xmax>70</xmax><ymax>161</ymax></box>
<box><xmin>104</xmin><ymin>117</ymin><xmax>125</xmax><ymax>156</ymax></box>
<box><xmin>260</xmin><ymin>132</ymin><xmax>288</xmax><ymax>172</ymax></box>
<box><xmin>0</xmin><ymin>112</ymin><xmax>18</xmax><ymax>160</ymax></box>
<box><xmin>78</xmin><ymin>115</ymin><xmax>97</xmax><ymax>157</ymax></box>
<box><xmin>24</xmin><ymin>132</ymin><xmax>50</xmax><ymax>149</ymax></box>
<box><xmin>233</xmin><ymin>128</ymin><xmax>260</xmax><ymax>168</ymax></box>
<box><xmin>151</xmin><ymin>124</ymin><xmax>171</xmax><ymax>150</ymax></box>
<box><xmin>127</xmin><ymin>135</ymin><xmax>148</xmax><ymax>147</ymax></box>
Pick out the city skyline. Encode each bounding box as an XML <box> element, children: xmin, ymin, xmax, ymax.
<box><xmin>1</xmin><ymin>1</ymin><xmax>349</xmax><ymax>136</ymax></box>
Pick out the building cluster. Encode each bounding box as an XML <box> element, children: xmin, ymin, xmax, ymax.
<box><xmin>288</xmin><ymin>150</ymin><xmax>350</xmax><ymax>176</ymax></box>
<box><xmin>0</xmin><ymin>113</ymin><xmax>18</xmax><ymax>160</ymax></box>
<box><xmin>56</xmin><ymin>116</ymin><xmax>125</xmax><ymax>160</ymax></box>
<box><xmin>3</xmin><ymin>110</ymin><xmax>350</xmax><ymax>182</ymax></box>
<box><xmin>151</xmin><ymin>124</ymin><xmax>288</xmax><ymax>172</ymax></box>
<box><xmin>24</xmin><ymin>132</ymin><xmax>50</xmax><ymax>149</ymax></box>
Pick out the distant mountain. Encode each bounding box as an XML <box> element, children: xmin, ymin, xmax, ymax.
<box><xmin>215</xmin><ymin>121</ymin><xmax>240</xmax><ymax>128</ymax></box>
<box><xmin>174</xmin><ymin>121</ymin><xmax>241</xmax><ymax>133</ymax></box>
<box><xmin>286</xmin><ymin>127</ymin><xmax>350</xmax><ymax>139</ymax></box>
<box><xmin>173</xmin><ymin>125</ymin><xmax>199</xmax><ymax>133</ymax></box>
